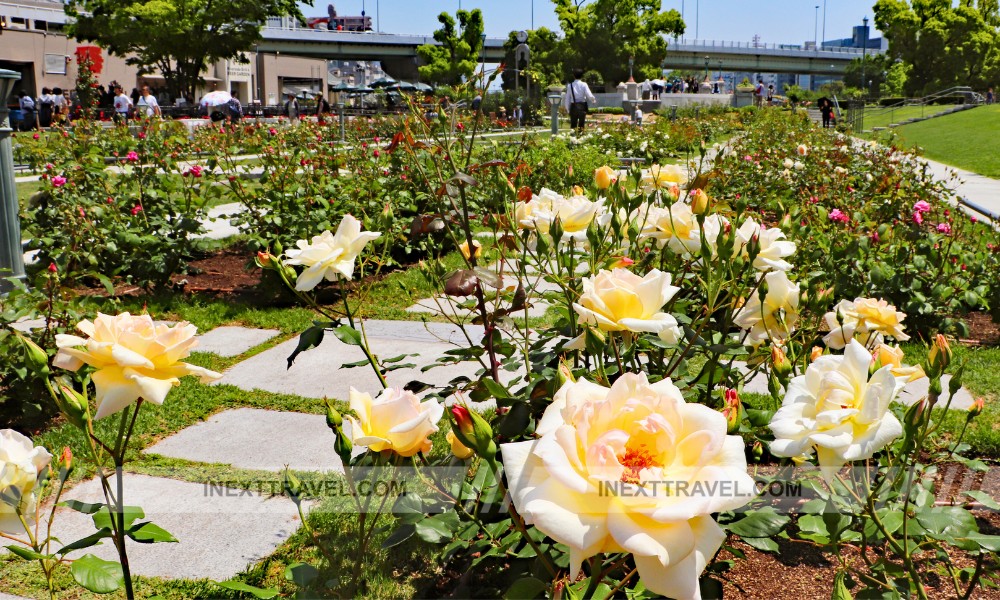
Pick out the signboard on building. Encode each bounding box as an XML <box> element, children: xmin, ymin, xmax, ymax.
<box><xmin>44</xmin><ymin>54</ymin><xmax>67</xmax><ymax>75</ymax></box>
<box><xmin>227</xmin><ymin>62</ymin><xmax>251</xmax><ymax>81</ymax></box>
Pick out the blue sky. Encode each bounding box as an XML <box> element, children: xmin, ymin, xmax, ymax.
<box><xmin>297</xmin><ymin>1</ymin><xmax>882</xmax><ymax>43</ymax></box>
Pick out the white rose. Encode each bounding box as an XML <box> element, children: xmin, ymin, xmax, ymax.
<box><xmin>769</xmin><ymin>339</ymin><xmax>904</xmax><ymax>482</ymax></box>
<box><xmin>639</xmin><ymin>201</ymin><xmax>700</xmax><ymax>256</ymax></box>
<box><xmin>734</xmin><ymin>218</ymin><xmax>796</xmax><ymax>271</ymax></box>
<box><xmin>0</xmin><ymin>430</ymin><xmax>52</xmax><ymax>534</ymax></box>
<box><xmin>733</xmin><ymin>271</ymin><xmax>800</xmax><ymax>346</ymax></box>
<box><xmin>285</xmin><ymin>215</ymin><xmax>382</xmax><ymax>291</ymax></box>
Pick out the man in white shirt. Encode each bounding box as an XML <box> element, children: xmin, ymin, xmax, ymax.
<box><xmin>136</xmin><ymin>85</ymin><xmax>161</xmax><ymax>118</ymax></box>
<box><xmin>113</xmin><ymin>86</ymin><xmax>132</xmax><ymax>125</ymax></box>
<box><xmin>562</xmin><ymin>68</ymin><xmax>597</xmax><ymax>133</ymax></box>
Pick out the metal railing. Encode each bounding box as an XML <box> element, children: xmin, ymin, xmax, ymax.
<box><xmin>861</xmin><ymin>86</ymin><xmax>983</xmax><ymax>129</ymax></box>
<box><xmin>669</xmin><ymin>38</ymin><xmax>869</xmax><ymax>55</ymax></box>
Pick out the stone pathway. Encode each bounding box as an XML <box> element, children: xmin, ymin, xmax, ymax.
<box><xmin>194</xmin><ymin>326</ymin><xmax>279</xmax><ymax>357</ymax></box>
<box><xmin>920</xmin><ymin>157</ymin><xmax>1000</xmax><ymax>221</ymax></box>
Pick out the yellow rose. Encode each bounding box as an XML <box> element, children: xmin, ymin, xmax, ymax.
<box><xmin>823</xmin><ymin>297</ymin><xmax>910</xmax><ymax>349</ymax></box>
<box><xmin>594</xmin><ymin>165</ymin><xmax>618</xmax><ymax>189</ymax></box>
<box><xmin>446</xmin><ymin>430</ymin><xmax>474</xmax><ymax>460</ymax></box>
<box><xmin>0</xmin><ymin>429</ymin><xmax>52</xmax><ymax>535</ymax></box>
<box><xmin>501</xmin><ymin>373</ymin><xmax>754</xmax><ymax>600</ymax></box>
<box><xmin>640</xmin><ymin>164</ymin><xmax>688</xmax><ymax>195</ymax></box>
<box><xmin>346</xmin><ymin>387</ymin><xmax>443</xmax><ymax>457</ymax></box>
<box><xmin>459</xmin><ymin>239</ymin><xmax>482</xmax><ymax>260</ymax></box>
<box><xmin>875</xmin><ymin>343</ymin><xmax>925</xmax><ymax>382</ymax></box>
<box><xmin>573</xmin><ymin>268</ymin><xmax>681</xmax><ymax>343</ymax></box>
<box><xmin>54</xmin><ymin>313</ymin><xmax>221</xmax><ymax>419</ymax></box>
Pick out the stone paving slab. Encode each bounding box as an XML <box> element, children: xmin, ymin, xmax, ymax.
<box><xmin>195</xmin><ymin>326</ymin><xmax>280</xmax><ymax>357</ymax></box>
<box><xmin>195</xmin><ymin>202</ymin><xmax>245</xmax><ymax>240</ymax></box>
<box><xmin>406</xmin><ymin>296</ymin><xmax>550</xmax><ymax>319</ymax></box>
<box><xmin>214</xmin><ymin>320</ymin><xmax>520</xmax><ymax>401</ymax></box>
<box><xmin>0</xmin><ymin>594</ymin><xmax>30</xmax><ymax>600</ymax></box>
<box><xmin>49</xmin><ymin>473</ymin><xmax>303</xmax><ymax>581</ymax></box>
<box><xmin>144</xmin><ymin>408</ymin><xmax>344</xmax><ymax>472</ymax></box>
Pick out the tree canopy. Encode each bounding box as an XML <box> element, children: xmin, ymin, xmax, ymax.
<box><xmin>416</xmin><ymin>10</ymin><xmax>486</xmax><ymax>86</ymax></box>
<box><xmin>65</xmin><ymin>0</ymin><xmax>307</xmax><ymax>99</ymax></box>
<box><xmin>873</xmin><ymin>0</ymin><xmax>1000</xmax><ymax>95</ymax></box>
<box><xmin>552</xmin><ymin>0</ymin><xmax>684</xmax><ymax>91</ymax></box>
<box><xmin>500</xmin><ymin>27</ymin><xmax>565</xmax><ymax>93</ymax></box>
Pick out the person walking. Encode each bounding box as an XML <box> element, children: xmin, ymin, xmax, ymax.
<box><xmin>283</xmin><ymin>92</ymin><xmax>300</xmax><ymax>123</ymax></box>
<box><xmin>753</xmin><ymin>79</ymin><xmax>765</xmax><ymax>108</ymax></box>
<box><xmin>820</xmin><ymin>98</ymin><xmax>835</xmax><ymax>129</ymax></box>
<box><xmin>766</xmin><ymin>84</ymin><xmax>775</xmax><ymax>106</ymax></box>
<box><xmin>17</xmin><ymin>91</ymin><xmax>36</xmax><ymax>131</ymax></box>
<box><xmin>136</xmin><ymin>85</ymin><xmax>161</xmax><ymax>118</ymax></box>
<box><xmin>562</xmin><ymin>68</ymin><xmax>596</xmax><ymax>133</ymax></box>
<box><xmin>987</xmin><ymin>88</ymin><xmax>995</xmax><ymax>105</ymax></box>
<box><xmin>113</xmin><ymin>86</ymin><xmax>132</xmax><ymax>125</ymax></box>
<box><xmin>38</xmin><ymin>87</ymin><xmax>54</xmax><ymax>128</ymax></box>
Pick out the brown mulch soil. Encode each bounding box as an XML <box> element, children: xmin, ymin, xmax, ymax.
<box><xmin>169</xmin><ymin>246</ymin><xmax>263</xmax><ymax>296</ymax></box>
<box><xmin>963</xmin><ymin>311</ymin><xmax>1000</xmax><ymax>346</ymax></box>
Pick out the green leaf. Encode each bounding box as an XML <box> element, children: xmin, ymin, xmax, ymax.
<box><xmin>214</xmin><ymin>580</ymin><xmax>280</xmax><ymax>599</ymax></box>
<box><xmin>964</xmin><ymin>490</ymin><xmax>1000</xmax><ymax>510</ymax></box>
<box><xmin>916</xmin><ymin>506</ymin><xmax>978</xmax><ymax>541</ymax></box>
<box><xmin>414</xmin><ymin>511</ymin><xmax>460</xmax><ymax>543</ymax></box>
<box><xmin>506</xmin><ymin>576</ymin><xmax>547</xmax><ymax>599</ymax></box>
<box><xmin>60</xmin><ymin>500</ymin><xmax>104</xmax><ymax>514</ymax></box>
<box><xmin>57</xmin><ymin>528</ymin><xmax>113</xmax><ymax>554</ymax></box>
<box><xmin>127</xmin><ymin>522</ymin><xmax>178</xmax><ymax>544</ymax></box>
<box><xmin>287</xmin><ymin>325</ymin><xmax>325</xmax><ymax>368</ymax></box>
<box><xmin>741</xmin><ymin>536</ymin><xmax>779</xmax><ymax>552</ymax></box>
<box><xmin>92</xmin><ymin>505</ymin><xmax>145</xmax><ymax>531</ymax></box>
<box><xmin>284</xmin><ymin>562</ymin><xmax>319</xmax><ymax>587</ymax></box>
<box><xmin>726</xmin><ymin>508</ymin><xmax>790</xmax><ymax>538</ymax></box>
<box><xmin>331</xmin><ymin>325</ymin><xmax>363</xmax><ymax>346</ymax></box>
<box><xmin>71</xmin><ymin>554</ymin><xmax>124</xmax><ymax>594</ymax></box>
<box><xmin>955</xmin><ymin>534</ymin><xmax>1000</xmax><ymax>552</ymax></box>
<box><xmin>5</xmin><ymin>545</ymin><xmax>48</xmax><ymax>561</ymax></box>
<box><xmin>381</xmin><ymin>523</ymin><xmax>415</xmax><ymax>549</ymax></box>
<box><xmin>832</xmin><ymin>571</ymin><xmax>853</xmax><ymax>600</ymax></box>
<box><xmin>481</xmin><ymin>377</ymin><xmax>512</xmax><ymax>400</ymax></box>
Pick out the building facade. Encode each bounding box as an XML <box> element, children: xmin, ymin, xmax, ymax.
<box><xmin>0</xmin><ymin>0</ymin><xmax>329</xmax><ymax>106</ymax></box>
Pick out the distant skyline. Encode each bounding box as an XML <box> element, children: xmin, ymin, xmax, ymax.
<box><xmin>296</xmin><ymin>1</ymin><xmax>882</xmax><ymax>44</ymax></box>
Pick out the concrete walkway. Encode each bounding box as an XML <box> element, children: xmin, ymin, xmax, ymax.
<box><xmin>920</xmin><ymin>157</ymin><xmax>1000</xmax><ymax>221</ymax></box>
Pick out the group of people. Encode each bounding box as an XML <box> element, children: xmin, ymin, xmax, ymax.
<box><xmin>15</xmin><ymin>88</ymin><xmax>71</xmax><ymax>131</ymax></box>
<box><xmin>752</xmin><ymin>79</ymin><xmax>776</xmax><ymax>108</ymax></box>
<box><xmin>111</xmin><ymin>85</ymin><xmax>162</xmax><ymax>125</ymax></box>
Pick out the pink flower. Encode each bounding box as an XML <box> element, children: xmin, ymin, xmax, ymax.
<box><xmin>373</xmin><ymin>149</ymin><xmax>380</xmax><ymax>158</ymax></box>
<box><xmin>912</xmin><ymin>212</ymin><xmax>923</xmax><ymax>225</ymax></box>
<box><xmin>914</xmin><ymin>200</ymin><xmax>931</xmax><ymax>213</ymax></box>
<box><xmin>828</xmin><ymin>209</ymin><xmax>849</xmax><ymax>224</ymax></box>
<box><xmin>138</xmin><ymin>132</ymin><xmax>147</xmax><ymax>140</ymax></box>
<box><xmin>32</xmin><ymin>133</ymin><xmax>40</xmax><ymax>140</ymax></box>
<box><xmin>48</xmin><ymin>262</ymin><xmax>57</xmax><ymax>273</ymax></box>
<box><xmin>126</xmin><ymin>151</ymin><xmax>139</xmax><ymax>163</ymax></box>
<box><xmin>936</xmin><ymin>223</ymin><xmax>952</xmax><ymax>234</ymax></box>
<box><xmin>971</xmin><ymin>215</ymin><xmax>978</xmax><ymax>223</ymax></box>
<box><xmin>44</xmin><ymin>163</ymin><xmax>54</xmax><ymax>171</ymax></box>
<box><xmin>131</xmin><ymin>205</ymin><xmax>143</xmax><ymax>216</ymax></box>
<box><xmin>51</xmin><ymin>175</ymin><xmax>67</xmax><ymax>188</ymax></box>
<box><xmin>268</xmin><ymin>127</ymin><xmax>277</xmax><ymax>135</ymax></box>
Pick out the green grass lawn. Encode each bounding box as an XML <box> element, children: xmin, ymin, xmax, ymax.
<box><xmin>859</xmin><ymin>104</ymin><xmax>958</xmax><ymax>131</ymax></box>
<box><xmin>874</xmin><ymin>104</ymin><xmax>1000</xmax><ymax>177</ymax></box>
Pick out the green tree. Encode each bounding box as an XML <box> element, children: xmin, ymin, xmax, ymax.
<box><xmin>65</xmin><ymin>0</ymin><xmax>307</xmax><ymax>99</ymax></box>
<box><xmin>873</xmin><ymin>0</ymin><xmax>1000</xmax><ymax>95</ymax></box>
<box><xmin>416</xmin><ymin>9</ymin><xmax>486</xmax><ymax>86</ymax></box>
<box><xmin>843</xmin><ymin>53</ymin><xmax>891</xmax><ymax>97</ymax></box>
<box><xmin>553</xmin><ymin>0</ymin><xmax>684</xmax><ymax>91</ymax></box>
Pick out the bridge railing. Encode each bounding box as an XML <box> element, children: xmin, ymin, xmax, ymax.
<box><xmin>669</xmin><ymin>38</ymin><xmax>870</xmax><ymax>55</ymax></box>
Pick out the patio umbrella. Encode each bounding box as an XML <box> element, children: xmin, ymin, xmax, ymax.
<box><xmin>353</xmin><ymin>86</ymin><xmax>375</xmax><ymax>94</ymax></box>
<box><xmin>650</xmin><ymin>79</ymin><xmax>666</xmax><ymax>87</ymax></box>
<box><xmin>387</xmin><ymin>81</ymin><xmax>417</xmax><ymax>92</ymax></box>
<box><xmin>370</xmin><ymin>76</ymin><xmax>396</xmax><ymax>89</ymax></box>
<box><xmin>414</xmin><ymin>82</ymin><xmax>433</xmax><ymax>93</ymax></box>
<box><xmin>331</xmin><ymin>81</ymin><xmax>355</xmax><ymax>93</ymax></box>
<box><xmin>200</xmin><ymin>90</ymin><xmax>232</xmax><ymax>108</ymax></box>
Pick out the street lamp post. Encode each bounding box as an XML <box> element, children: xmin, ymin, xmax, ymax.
<box><xmin>861</xmin><ymin>16</ymin><xmax>868</xmax><ymax>100</ymax></box>
<box><xmin>547</xmin><ymin>85</ymin><xmax>563</xmax><ymax>135</ymax></box>
<box><xmin>338</xmin><ymin>99</ymin><xmax>346</xmax><ymax>142</ymax></box>
<box><xmin>821</xmin><ymin>0</ymin><xmax>827</xmax><ymax>49</ymax></box>
<box><xmin>814</xmin><ymin>6</ymin><xmax>819</xmax><ymax>47</ymax></box>
<box><xmin>704</xmin><ymin>56</ymin><xmax>709</xmax><ymax>86</ymax></box>
<box><xmin>0</xmin><ymin>68</ymin><xmax>24</xmax><ymax>292</ymax></box>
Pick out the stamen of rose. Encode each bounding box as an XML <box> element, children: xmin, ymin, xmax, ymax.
<box><xmin>618</xmin><ymin>444</ymin><xmax>660</xmax><ymax>484</ymax></box>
